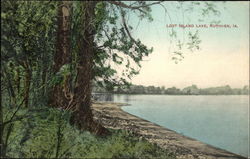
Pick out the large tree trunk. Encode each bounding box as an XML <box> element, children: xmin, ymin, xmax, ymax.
<box><xmin>49</xmin><ymin>1</ymin><xmax>72</xmax><ymax>108</ymax></box>
<box><xmin>69</xmin><ymin>2</ymin><xmax>108</xmax><ymax>136</ymax></box>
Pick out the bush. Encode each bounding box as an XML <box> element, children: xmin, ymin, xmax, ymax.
<box><xmin>3</xmin><ymin>107</ymin><xmax>175</xmax><ymax>159</ymax></box>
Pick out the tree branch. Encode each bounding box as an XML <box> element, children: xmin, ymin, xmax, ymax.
<box><xmin>3</xmin><ymin>98</ymin><xmax>25</xmax><ymax>127</ymax></box>
<box><xmin>121</xmin><ymin>11</ymin><xmax>135</xmax><ymax>43</ymax></box>
<box><xmin>108</xmin><ymin>1</ymin><xmax>163</xmax><ymax>14</ymax></box>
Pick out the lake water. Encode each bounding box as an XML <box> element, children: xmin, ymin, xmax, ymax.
<box><xmin>99</xmin><ymin>94</ymin><xmax>249</xmax><ymax>157</ymax></box>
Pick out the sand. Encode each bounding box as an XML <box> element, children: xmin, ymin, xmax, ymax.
<box><xmin>92</xmin><ymin>102</ymin><xmax>247</xmax><ymax>159</ymax></box>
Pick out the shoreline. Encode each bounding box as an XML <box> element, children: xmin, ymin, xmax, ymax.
<box><xmin>92</xmin><ymin>102</ymin><xmax>247</xmax><ymax>159</ymax></box>
<box><xmin>93</xmin><ymin>93</ymin><xmax>249</xmax><ymax>96</ymax></box>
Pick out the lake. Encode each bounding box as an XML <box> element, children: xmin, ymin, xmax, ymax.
<box><xmin>98</xmin><ymin>94</ymin><xmax>249</xmax><ymax>157</ymax></box>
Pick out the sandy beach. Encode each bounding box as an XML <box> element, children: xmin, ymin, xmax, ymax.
<box><xmin>92</xmin><ymin>102</ymin><xmax>247</xmax><ymax>159</ymax></box>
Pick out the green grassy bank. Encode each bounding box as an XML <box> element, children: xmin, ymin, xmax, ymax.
<box><xmin>2</xmin><ymin>107</ymin><xmax>175</xmax><ymax>159</ymax></box>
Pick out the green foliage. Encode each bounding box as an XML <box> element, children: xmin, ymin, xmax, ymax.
<box><xmin>1</xmin><ymin>1</ymin><xmax>57</xmax><ymax>106</ymax></box>
<box><xmin>91</xmin><ymin>2</ymin><xmax>154</xmax><ymax>89</ymax></box>
<box><xmin>1</xmin><ymin>2</ymin><xmax>231</xmax><ymax>158</ymax></box>
<box><xmin>165</xmin><ymin>2</ymin><xmax>224</xmax><ymax>63</ymax></box>
<box><xmin>1</xmin><ymin>1</ymin><xmax>57</xmax><ymax>62</ymax></box>
<box><xmin>186</xmin><ymin>31</ymin><xmax>201</xmax><ymax>52</ymax></box>
<box><xmin>3</xmin><ymin>107</ymin><xmax>175</xmax><ymax>159</ymax></box>
<box><xmin>1</xmin><ymin>1</ymin><xmax>226</xmax><ymax>105</ymax></box>
<box><xmin>50</xmin><ymin>64</ymin><xmax>72</xmax><ymax>86</ymax></box>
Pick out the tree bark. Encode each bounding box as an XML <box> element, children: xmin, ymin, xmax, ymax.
<box><xmin>15</xmin><ymin>67</ymin><xmax>21</xmax><ymax>94</ymax></box>
<box><xmin>69</xmin><ymin>2</ymin><xmax>108</xmax><ymax>136</ymax></box>
<box><xmin>23</xmin><ymin>67</ymin><xmax>31</xmax><ymax>108</ymax></box>
<box><xmin>49</xmin><ymin>1</ymin><xmax>72</xmax><ymax>108</ymax></box>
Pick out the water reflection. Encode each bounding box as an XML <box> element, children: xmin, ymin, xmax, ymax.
<box><xmin>124</xmin><ymin>95</ymin><xmax>131</xmax><ymax>102</ymax></box>
<box><xmin>93</xmin><ymin>93</ymin><xmax>133</xmax><ymax>103</ymax></box>
<box><xmin>92</xmin><ymin>93</ymin><xmax>114</xmax><ymax>101</ymax></box>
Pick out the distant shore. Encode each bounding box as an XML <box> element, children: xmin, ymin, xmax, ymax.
<box><xmin>93</xmin><ymin>84</ymin><xmax>249</xmax><ymax>96</ymax></box>
<box><xmin>92</xmin><ymin>102</ymin><xmax>247</xmax><ymax>159</ymax></box>
<box><xmin>94</xmin><ymin>92</ymin><xmax>249</xmax><ymax>95</ymax></box>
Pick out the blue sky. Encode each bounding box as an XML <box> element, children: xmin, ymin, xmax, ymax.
<box><xmin>124</xmin><ymin>1</ymin><xmax>249</xmax><ymax>88</ymax></box>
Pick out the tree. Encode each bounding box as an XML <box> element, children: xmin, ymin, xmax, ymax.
<box><xmin>49</xmin><ymin>1</ymin><xmax>161</xmax><ymax>135</ymax></box>
<box><xmin>242</xmin><ymin>85</ymin><xmax>249</xmax><ymax>95</ymax></box>
<box><xmin>1</xmin><ymin>1</ymin><xmax>57</xmax><ymax>108</ymax></box>
<box><xmin>182</xmin><ymin>85</ymin><xmax>199</xmax><ymax>95</ymax></box>
<box><xmin>1</xmin><ymin>1</ymin><xmax>57</xmax><ymax>156</ymax></box>
<box><xmin>1</xmin><ymin>1</ymin><xmax>224</xmax><ymax>136</ymax></box>
<box><xmin>49</xmin><ymin>1</ymin><xmax>72</xmax><ymax>108</ymax></box>
<box><xmin>68</xmin><ymin>2</ymin><xmax>108</xmax><ymax>135</ymax></box>
<box><xmin>165</xmin><ymin>87</ymin><xmax>181</xmax><ymax>95</ymax></box>
<box><xmin>64</xmin><ymin>1</ymin><xmax>224</xmax><ymax>134</ymax></box>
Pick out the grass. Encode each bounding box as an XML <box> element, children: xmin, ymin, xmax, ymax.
<box><xmin>3</xmin><ymin>106</ymin><xmax>176</xmax><ymax>158</ymax></box>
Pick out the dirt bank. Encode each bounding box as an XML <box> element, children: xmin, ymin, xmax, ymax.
<box><xmin>92</xmin><ymin>102</ymin><xmax>247</xmax><ymax>159</ymax></box>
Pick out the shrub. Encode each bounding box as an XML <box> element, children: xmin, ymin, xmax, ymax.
<box><xmin>3</xmin><ymin>107</ymin><xmax>175</xmax><ymax>159</ymax></box>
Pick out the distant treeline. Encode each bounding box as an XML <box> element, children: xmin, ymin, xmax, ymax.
<box><xmin>93</xmin><ymin>84</ymin><xmax>249</xmax><ymax>95</ymax></box>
